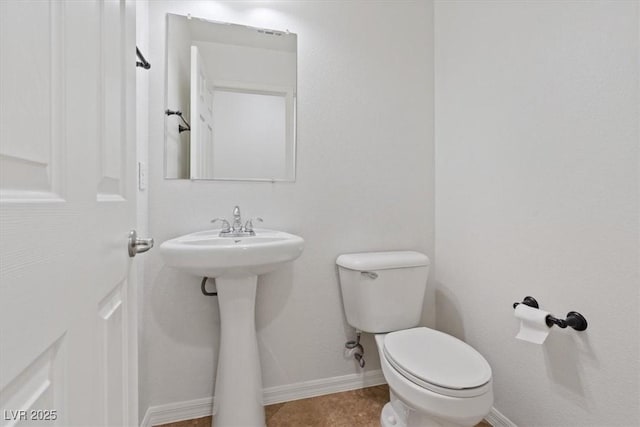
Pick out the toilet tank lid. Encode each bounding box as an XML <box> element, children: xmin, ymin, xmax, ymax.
<box><xmin>336</xmin><ymin>251</ymin><xmax>430</xmax><ymax>271</ymax></box>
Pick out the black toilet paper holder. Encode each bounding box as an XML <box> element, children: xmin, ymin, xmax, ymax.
<box><xmin>513</xmin><ymin>296</ymin><xmax>588</xmax><ymax>331</ymax></box>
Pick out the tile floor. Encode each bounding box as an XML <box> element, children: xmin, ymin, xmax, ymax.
<box><xmin>157</xmin><ymin>385</ymin><xmax>491</xmax><ymax>427</ymax></box>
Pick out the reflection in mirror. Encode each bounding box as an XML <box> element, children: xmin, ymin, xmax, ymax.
<box><xmin>164</xmin><ymin>14</ymin><xmax>297</xmax><ymax>181</ymax></box>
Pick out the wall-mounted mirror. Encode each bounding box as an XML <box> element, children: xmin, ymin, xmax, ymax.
<box><xmin>164</xmin><ymin>14</ymin><xmax>297</xmax><ymax>181</ymax></box>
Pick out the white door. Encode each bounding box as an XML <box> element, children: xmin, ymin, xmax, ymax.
<box><xmin>190</xmin><ymin>45</ymin><xmax>215</xmax><ymax>179</ymax></box>
<box><xmin>0</xmin><ymin>1</ymin><xmax>139</xmax><ymax>426</ymax></box>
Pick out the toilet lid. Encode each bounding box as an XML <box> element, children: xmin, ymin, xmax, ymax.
<box><xmin>383</xmin><ymin>328</ymin><xmax>492</xmax><ymax>397</ymax></box>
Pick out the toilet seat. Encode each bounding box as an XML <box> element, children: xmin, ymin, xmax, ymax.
<box><xmin>383</xmin><ymin>327</ymin><xmax>492</xmax><ymax>398</ymax></box>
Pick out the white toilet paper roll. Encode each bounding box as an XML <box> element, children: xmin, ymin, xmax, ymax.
<box><xmin>515</xmin><ymin>304</ymin><xmax>551</xmax><ymax>344</ymax></box>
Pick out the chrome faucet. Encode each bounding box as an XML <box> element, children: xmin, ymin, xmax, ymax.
<box><xmin>231</xmin><ymin>206</ymin><xmax>243</xmax><ymax>232</ymax></box>
<box><xmin>211</xmin><ymin>206</ymin><xmax>262</xmax><ymax>237</ymax></box>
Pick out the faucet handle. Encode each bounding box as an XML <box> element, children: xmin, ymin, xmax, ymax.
<box><xmin>244</xmin><ymin>217</ymin><xmax>263</xmax><ymax>234</ymax></box>
<box><xmin>211</xmin><ymin>218</ymin><xmax>231</xmax><ymax>232</ymax></box>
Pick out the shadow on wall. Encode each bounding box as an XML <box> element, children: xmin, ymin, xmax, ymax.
<box><xmin>434</xmin><ymin>283</ymin><xmax>466</xmax><ymax>340</ymax></box>
<box><xmin>148</xmin><ymin>262</ymin><xmax>297</xmax><ymax>392</ymax></box>
<box><xmin>434</xmin><ymin>283</ymin><xmax>596</xmax><ymax>407</ymax></box>
<box><xmin>150</xmin><ymin>267</ymin><xmax>221</xmax><ymax>346</ymax></box>
<box><xmin>255</xmin><ymin>264</ymin><xmax>296</xmax><ymax>384</ymax></box>
<box><xmin>420</xmin><ymin>274</ymin><xmax>436</xmax><ymax>329</ymax></box>
<box><xmin>543</xmin><ymin>330</ymin><xmax>599</xmax><ymax>408</ymax></box>
<box><xmin>333</xmin><ymin>264</ymin><xmax>382</xmax><ymax>372</ymax></box>
<box><xmin>150</xmin><ymin>264</ymin><xmax>295</xmax><ymax>344</ymax></box>
<box><xmin>333</xmin><ymin>265</ymin><xmax>353</xmax><ymax>337</ymax></box>
<box><xmin>256</xmin><ymin>263</ymin><xmax>295</xmax><ymax>329</ymax></box>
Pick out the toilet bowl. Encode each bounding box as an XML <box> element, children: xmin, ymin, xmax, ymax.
<box><xmin>375</xmin><ymin>330</ymin><xmax>493</xmax><ymax>427</ymax></box>
<box><xmin>336</xmin><ymin>251</ymin><xmax>494</xmax><ymax>427</ymax></box>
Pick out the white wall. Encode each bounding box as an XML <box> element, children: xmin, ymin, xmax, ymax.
<box><xmin>142</xmin><ymin>0</ymin><xmax>434</xmax><ymax>416</ymax></box>
<box><xmin>434</xmin><ymin>1</ymin><xmax>639</xmax><ymax>425</ymax></box>
<box><xmin>165</xmin><ymin>14</ymin><xmax>192</xmax><ymax>178</ymax></box>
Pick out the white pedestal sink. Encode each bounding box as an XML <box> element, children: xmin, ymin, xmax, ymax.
<box><xmin>160</xmin><ymin>229</ymin><xmax>304</xmax><ymax>427</ymax></box>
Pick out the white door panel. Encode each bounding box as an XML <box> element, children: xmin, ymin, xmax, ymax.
<box><xmin>0</xmin><ymin>1</ymin><xmax>137</xmax><ymax>426</ymax></box>
<box><xmin>190</xmin><ymin>45</ymin><xmax>215</xmax><ymax>179</ymax></box>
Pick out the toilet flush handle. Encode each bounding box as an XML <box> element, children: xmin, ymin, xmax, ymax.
<box><xmin>361</xmin><ymin>271</ymin><xmax>378</xmax><ymax>279</ymax></box>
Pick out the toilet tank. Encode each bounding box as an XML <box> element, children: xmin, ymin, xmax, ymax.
<box><xmin>336</xmin><ymin>251</ymin><xmax>430</xmax><ymax>333</ymax></box>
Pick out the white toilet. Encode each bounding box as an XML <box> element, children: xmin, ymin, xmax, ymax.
<box><xmin>337</xmin><ymin>251</ymin><xmax>494</xmax><ymax>427</ymax></box>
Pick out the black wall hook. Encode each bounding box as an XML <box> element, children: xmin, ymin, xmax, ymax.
<box><xmin>136</xmin><ymin>47</ymin><xmax>151</xmax><ymax>69</ymax></box>
<box><xmin>513</xmin><ymin>296</ymin><xmax>588</xmax><ymax>331</ymax></box>
<box><xmin>166</xmin><ymin>109</ymin><xmax>191</xmax><ymax>133</ymax></box>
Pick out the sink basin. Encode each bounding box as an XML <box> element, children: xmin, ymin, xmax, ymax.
<box><xmin>159</xmin><ymin>227</ymin><xmax>304</xmax><ymax>427</ymax></box>
<box><xmin>160</xmin><ymin>228</ymin><xmax>304</xmax><ymax>278</ymax></box>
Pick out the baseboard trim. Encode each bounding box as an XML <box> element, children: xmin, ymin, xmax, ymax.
<box><xmin>140</xmin><ymin>396</ymin><xmax>213</xmax><ymax>427</ymax></box>
<box><xmin>140</xmin><ymin>370</ymin><xmax>386</xmax><ymax>427</ymax></box>
<box><xmin>263</xmin><ymin>369</ymin><xmax>386</xmax><ymax>406</ymax></box>
<box><xmin>486</xmin><ymin>406</ymin><xmax>517</xmax><ymax>427</ymax></box>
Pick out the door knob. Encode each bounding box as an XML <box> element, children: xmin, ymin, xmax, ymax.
<box><xmin>128</xmin><ymin>230</ymin><xmax>154</xmax><ymax>257</ymax></box>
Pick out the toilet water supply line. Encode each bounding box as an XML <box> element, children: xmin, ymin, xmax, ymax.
<box><xmin>345</xmin><ymin>331</ymin><xmax>366</xmax><ymax>368</ymax></box>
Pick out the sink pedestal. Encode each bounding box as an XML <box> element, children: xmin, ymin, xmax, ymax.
<box><xmin>159</xmin><ymin>228</ymin><xmax>304</xmax><ymax>427</ymax></box>
<box><xmin>214</xmin><ymin>275</ymin><xmax>265</xmax><ymax>427</ymax></box>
